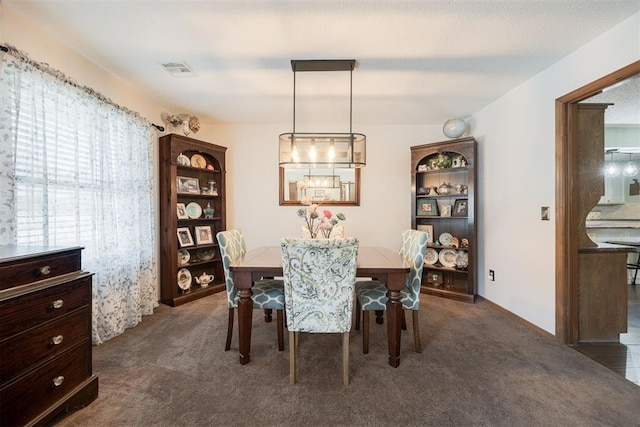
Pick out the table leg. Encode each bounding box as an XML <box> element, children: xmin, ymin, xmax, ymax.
<box><xmin>236</xmin><ymin>272</ymin><xmax>253</xmax><ymax>365</ymax></box>
<box><xmin>386</xmin><ymin>288</ymin><xmax>403</xmax><ymax>368</ymax></box>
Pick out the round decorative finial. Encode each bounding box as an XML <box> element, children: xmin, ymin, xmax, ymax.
<box><xmin>443</xmin><ymin>118</ymin><xmax>467</xmax><ymax>138</ymax></box>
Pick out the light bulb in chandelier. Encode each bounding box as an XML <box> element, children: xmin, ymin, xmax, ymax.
<box><xmin>309</xmin><ymin>141</ymin><xmax>317</xmax><ymax>162</ymax></box>
<box><xmin>623</xmin><ymin>153</ymin><xmax>638</xmax><ymax>177</ymax></box>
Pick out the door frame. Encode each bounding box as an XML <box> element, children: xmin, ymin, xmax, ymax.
<box><xmin>555</xmin><ymin>60</ymin><xmax>640</xmax><ymax>344</ymax></box>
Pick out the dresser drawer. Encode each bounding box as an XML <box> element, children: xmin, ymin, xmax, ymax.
<box><xmin>0</xmin><ymin>250</ymin><xmax>81</xmax><ymax>290</ymax></box>
<box><xmin>0</xmin><ymin>275</ymin><xmax>91</xmax><ymax>341</ymax></box>
<box><xmin>0</xmin><ymin>343</ymin><xmax>91</xmax><ymax>426</ymax></box>
<box><xmin>0</xmin><ymin>308</ymin><xmax>90</xmax><ymax>384</ymax></box>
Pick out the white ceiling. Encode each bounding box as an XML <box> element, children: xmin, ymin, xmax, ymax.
<box><xmin>4</xmin><ymin>0</ymin><xmax>640</xmax><ymax>128</ymax></box>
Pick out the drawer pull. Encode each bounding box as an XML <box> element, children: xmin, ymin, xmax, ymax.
<box><xmin>52</xmin><ymin>334</ymin><xmax>64</xmax><ymax>345</ymax></box>
<box><xmin>52</xmin><ymin>299</ymin><xmax>64</xmax><ymax>309</ymax></box>
<box><xmin>39</xmin><ymin>265</ymin><xmax>52</xmax><ymax>275</ymax></box>
<box><xmin>52</xmin><ymin>376</ymin><xmax>65</xmax><ymax>387</ymax></box>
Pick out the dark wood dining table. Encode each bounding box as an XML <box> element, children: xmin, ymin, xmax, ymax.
<box><xmin>229</xmin><ymin>246</ymin><xmax>410</xmax><ymax>367</ymax></box>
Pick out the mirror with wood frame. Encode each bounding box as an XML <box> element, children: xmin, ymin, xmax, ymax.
<box><xmin>279</xmin><ymin>167</ymin><xmax>360</xmax><ymax>206</ymax></box>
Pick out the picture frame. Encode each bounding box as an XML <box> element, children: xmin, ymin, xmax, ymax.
<box><xmin>440</xmin><ymin>204</ymin><xmax>452</xmax><ymax>217</ymax></box>
<box><xmin>176</xmin><ymin>203</ymin><xmax>189</xmax><ymax>219</ymax></box>
<box><xmin>417</xmin><ymin>198</ymin><xmax>439</xmax><ymax>216</ymax></box>
<box><xmin>417</xmin><ymin>224</ymin><xmax>434</xmax><ymax>244</ymax></box>
<box><xmin>453</xmin><ymin>199</ymin><xmax>468</xmax><ymax>217</ymax></box>
<box><xmin>177</xmin><ymin>227</ymin><xmax>194</xmax><ymax>247</ymax></box>
<box><xmin>194</xmin><ymin>225</ymin><xmax>214</xmax><ymax>245</ymax></box>
<box><xmin>176</xmin><ymin>176</ymin><xmax>200</xmax><ymax>194</ymax></box>
<box><xmin>313</xmin><ymin>189</ymin><xmax>325</xmax><ymax>197</ymax></box>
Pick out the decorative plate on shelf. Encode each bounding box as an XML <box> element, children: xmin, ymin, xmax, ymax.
<box><xmin>177</xmin><ymin>268</ymin><xmax>192</xmax><ymax>290</ymax></box>
<box><xmin>176</xmin><ymin>153</ymin><xmax>190</xmax><ymax>166</ymax></box>
<box><xmin>424</xmin><ymin>248</ymin><xmax>438</xmax><ymax>265</ymax></box>
<box><xmin>438</xmin><ymin>232</ymin><xmax>453</xmax><ymax>246</ymax></box>
<box><xmin>186</xmin><ymin>202</ymin><xmax>202</xmax><ymax>219</ymax></box>
<box><xmin>177</xmin><ymin>249</ymin><xmax>190</xmax><ymax>265</ymax></box>
<box><xmin>191</xmin><ymin>154</ymin><xmax>207</xmax><ymax>168</ymax></box>
<box><xmin>197</xmin><ymin>247</ymin><xmax>215</xmax><ymax>261</ymax></box>
<box><xmin>438</xmin><ymin>249</ymin><xmax>457</xmax><ymax>268</ymax></box>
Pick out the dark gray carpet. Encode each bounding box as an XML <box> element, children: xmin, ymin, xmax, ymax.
<box><xmin>51</xmin><ymin>292</ymin><xmax>640</xmax><ymax>426</ymax></box>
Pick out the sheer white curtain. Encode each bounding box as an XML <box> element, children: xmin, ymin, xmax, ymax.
<box><xmin>0</xmin><ymin>46</ymin><xmax>158</xmax><ymax>344</ymax></box>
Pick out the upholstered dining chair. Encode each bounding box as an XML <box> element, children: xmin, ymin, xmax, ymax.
<box><xmin>217</xmin><ymin>229</ymin><xmax>285</xmax><ymax>352</ymax></box>
<box><xmin>355</xmin><ymin>229</ymin><xmax>429</xmax><ymax>354</ymax></box>
<box><xmin>280</xmin><ymin>237</ymin><xmax>359</xmax><ymax>385</ymax></box>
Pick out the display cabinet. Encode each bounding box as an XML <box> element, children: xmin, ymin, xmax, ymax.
<box><xmin>411</xmin><ymin>137</ymin><xmax>476</xmax><ymax>302</ymax></box>
<box><xmin>159</xmin><ymin>134</ymin><xmax>227</xmax><ymax>307</ymax></box>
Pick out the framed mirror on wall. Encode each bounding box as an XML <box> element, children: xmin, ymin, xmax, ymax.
<box><xmin>279</xmin><ymin>167</ymin><xmax>360</xmax><ymax>206</ymax></box>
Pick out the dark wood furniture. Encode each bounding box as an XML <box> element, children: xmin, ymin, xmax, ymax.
<box><xmin>229</xmin><ymin>246</ymin><xmax>409</xmax><ymax>367</ymax></box>
<box><xmin>0</xmin><ymin>245</ymin><xmax>98</xmax><ymax>426</ymax></box>
<box><xmin>575</xmin><ymin>104</ymin><xmax>632</xmax><ymax>342</ymax></box>
<box><xmin>411</xmin><ymin>137</ymin><xmax>477</xmax><ymax>302</ymax></box>
<box><xmin>159</xmin><ymin>134</ymin><xmax>227</xmax><ymax>306</ymax></box>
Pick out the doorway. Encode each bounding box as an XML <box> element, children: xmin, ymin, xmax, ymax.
<box><xmin>555</xmin><ymin>60</ymin><xmax>640</xmax><ymax>345</ymax></box>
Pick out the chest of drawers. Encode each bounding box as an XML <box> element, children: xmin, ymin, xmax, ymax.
<box><xmin>0</xmin><ymin>246</ymin><xmax>98</xmax><ymax>426</ymax></box>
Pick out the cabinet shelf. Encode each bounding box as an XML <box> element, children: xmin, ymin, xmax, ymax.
<box><xmin>160</xmin><ymin>134</ymin><xmax>227</xmax><ymax>307</ymax></box>
<box><xmin>411</xmin><ymin>137</ymin><xmax>476</xmax><ymax>303</ymax></box>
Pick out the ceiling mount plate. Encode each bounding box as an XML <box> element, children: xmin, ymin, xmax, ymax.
<box><xmin>291</xmin><ymin>59</ymin><xmax>355</xmax><ymax>72</ymax></box>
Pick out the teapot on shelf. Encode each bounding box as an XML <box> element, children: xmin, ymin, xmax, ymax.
<box><xmin>194</xmin><ymin>272</ymin><xmax>214</xmax><ymax>287</ymax></box>
<box><xmin>437</xmin><ymin>182</ymin><xmax>452</xmax><ymax>196</ymax></box>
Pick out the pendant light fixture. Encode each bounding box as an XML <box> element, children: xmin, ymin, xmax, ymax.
<box><xmin>623</xmin><ymin>153</ymin><xmax>638</xmax><ymax>177</ymax></box>
<box><xmin>604</xmin><ymin>150</ymin><xmax>620</xmax><ymax>178</ymax></box>
<box><xmin>279</xmin><ymin>60</ymin><xmax>366</xmax><ymax>168</ymax></box>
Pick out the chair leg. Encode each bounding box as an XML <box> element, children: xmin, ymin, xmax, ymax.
<box><xmin>355</xmin><ymin>298</ymin><xmax>361</xmax><ymax>330</ymax></box>
<box><xmin>225</xmin><ymin>308</ymin><xmax>234</xmax><ymax>351</ymax></box>
<box><xmin>289</xmin><ymin>330</ymin><xmax>296</xmax><ymax>384</ymax></box>
<box><xmin>412</xmin><ymin>310</ymin><xmax>422</xmax><ymax>353</ymax></box>
<box><xmin>277</xmin><ymin>309</ymin><xmax>284</xmax><ymax>351</ymax></box>
<box><xmin>342</xmin><ymin>332</ymin><xmax>350</xmax><ymax>386</ymax></box>
<box><xmin>375</xmin><ymin>310</ymin><xmax>384</xmax><ymax>325</ymax></box>
<box><xmin>264</xmin><ymin>308</ymin><xmax>273</xmax><ymax>322</ymax></box>
<box><xmin>363</xmin><ymin>310</ymin><xmax>370</xmax><ymax>354</ymax></box>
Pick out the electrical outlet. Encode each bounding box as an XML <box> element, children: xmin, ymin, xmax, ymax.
<box><xmin>489</xmin><ymin>270</ymin><xmax>495</xmax><ymax>281</ymax></box>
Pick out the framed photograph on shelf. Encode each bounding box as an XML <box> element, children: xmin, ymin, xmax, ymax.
<box><xmin>453</xmin><ymin>199</ymin><xmax>468</xmax><ymax>217</ymax></box>
<box><xmin>440</xmin><ymin>204</ymin><xmax>452</xmax><ymax>217</ymax></box>
<box><xmin>417</xmin><ymin>198</ymin><xmax>439</xmax><ymax>216</ymax></box>
<box><xmin>176</xmin><ymin>203</ymin><xmax>189</xmax><ymax>219</ymax></box>
<box><xmin>195</xmin><ymin>225</ymin><xmax>214</xmax><ymax>245</ymax></box>
<box><xmin>176</xmin><ymin>176</ymin><xmax>200</xmax><ymax>194</ymax></box>
<box><xmin>177</xmin><ymin>227</ymin><xmax>194</xmax><ymax>247</ymax></box>
<box><xmin>417</xmin><ymin>224</ymin><xmax>434</xmax><ymax>244</ymax></box>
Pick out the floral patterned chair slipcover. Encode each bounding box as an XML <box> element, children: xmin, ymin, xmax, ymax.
<box><xmin>216</xmin><ymin>229</ymin><xmax>285</xmax><ymax>351</ymax></box>
<box><xmin>280</xmin><ymin>237</ymin><xmax>359</xmax><ymax>385</ymax></box>
<box><xmin>355</xmin><ymin>229</ymin><xmax>429</xmax><ymax>354</ymax></box>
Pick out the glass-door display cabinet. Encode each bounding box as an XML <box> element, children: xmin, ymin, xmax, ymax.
<box><xmin>411</xmin><ymin>137</ymin><xmax>477</xmax><ymax>302</ymax></box>
<box><xmin>159</xmin><ymin>134</ymin><xmax>227</xmax><ymax>306</ymax></box>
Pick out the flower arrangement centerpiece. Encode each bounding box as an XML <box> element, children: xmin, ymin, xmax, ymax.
<box><xmin>297</xmin><ymin>196</ymin><xmax>346</xmax><ymax>239</ymax></box>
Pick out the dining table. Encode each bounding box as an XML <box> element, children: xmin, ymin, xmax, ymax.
<box><xmin>229</xmin><ymin>246</ymin><xmax>410</xmax><ymax>368</ymax></box>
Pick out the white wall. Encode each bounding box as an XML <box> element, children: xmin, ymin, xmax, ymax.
<box><xmin>471</xmin><ymin>12</ymin><xmax>640</xmax><ymax>333</ymax></box>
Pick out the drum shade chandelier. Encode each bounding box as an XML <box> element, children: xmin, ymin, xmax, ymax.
<box><xmin>279</xmin><ymin>60</ymin><xmax>366</xmax><ymax>168</ymax></box>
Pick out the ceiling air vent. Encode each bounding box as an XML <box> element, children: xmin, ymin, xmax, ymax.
<box><xmin>161</xmin><ymin>61</ymin><xmax>195</xmax><ymax>77</ymax></box>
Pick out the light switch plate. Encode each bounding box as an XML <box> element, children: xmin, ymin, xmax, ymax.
<box><xmin>541</xmin><ymin>206</ymin><xmax>550</xmax><ymax>221</ymax></box>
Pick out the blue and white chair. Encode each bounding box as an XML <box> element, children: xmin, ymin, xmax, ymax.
<box><xmin>355</xmin><ymin>229</ymin><xmax>429</xmax><ymax>354</ymax></box>
<box><xmin>280</xmin><ymin>237</ymin><xmax>359</xmax><ymax>385</ymax></box>
<box><xmin>217</xmin><ymin>229</ymin><xmax>285</xmax><ymax>352</ymax></box>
